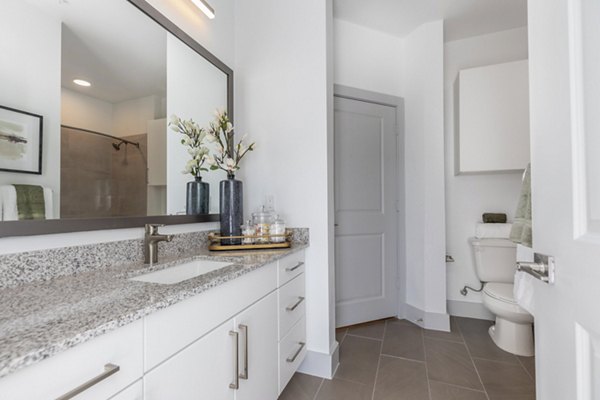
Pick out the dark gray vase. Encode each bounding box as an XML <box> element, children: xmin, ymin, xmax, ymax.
<box><xmin>220</xmin><ymin>174</ymin><xmax>243</xmax><ymax>245</ymax></box>
<box><xmin>186</xmin><ymin>177</ymin><xmax>209</xmax><ymax>215</ymax></box>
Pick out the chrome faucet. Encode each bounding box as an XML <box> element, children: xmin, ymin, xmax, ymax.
<box><xmin>144</xmin><ymin>224</ymin><xmax>174</xmax><ymax>264</ymax></box>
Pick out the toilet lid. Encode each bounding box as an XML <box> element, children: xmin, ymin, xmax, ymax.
<box><xmin>483</xmin><ymin>283</ymin><xmax>516</xmax><ymax>304</ymax></box>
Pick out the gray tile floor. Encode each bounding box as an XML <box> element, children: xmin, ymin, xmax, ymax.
<box><xmin>279</xmin><ymin>317</ymin><xmax>536</xmax><ymax>400</ymax></box>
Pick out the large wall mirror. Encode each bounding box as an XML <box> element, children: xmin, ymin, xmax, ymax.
<box><xmin>0</xmin><ymin>0</ymin><xmax>233</xmax><ymax>237</ymax></box>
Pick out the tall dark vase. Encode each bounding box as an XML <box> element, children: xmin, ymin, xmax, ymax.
<box><xmin>186</xmin><ymin>176</ymin><xmax>209</xmax><ymax>215</ymax></box>
<box><xmin>220</xmin><ymin>174</ymin><xmax>243</xmax><ymax>245</ymax></box>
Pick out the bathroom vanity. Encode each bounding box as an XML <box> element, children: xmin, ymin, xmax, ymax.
<box><xmin>0</xmin><ymin>246</ymin><xmax>307</xmax><ymax>399</ymax></box>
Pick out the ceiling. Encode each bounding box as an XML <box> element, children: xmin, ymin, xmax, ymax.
<box><xmin>333</xmin><ymin>0</ymin><xmax>528</xmax><ymax>42</ymax></box>
<box><xmin>27</xmin><ymin>0</ymin><xmax>166</xmax><ymax>104</ymax></box>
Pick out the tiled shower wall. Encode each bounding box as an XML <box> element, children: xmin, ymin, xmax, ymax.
<box><xmin>60</xmin><ymin>127</ymin><xmax>147</xmax><ymax>218</ymax></box>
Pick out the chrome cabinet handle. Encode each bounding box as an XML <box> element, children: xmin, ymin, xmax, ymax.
<box><xmin>286</xmin><ymin>296</ymin><xmax>305</xmax><ymax>312</ymax></box>
<box><xmin>239</xmin><ymin>324</ymin><xmax>249</xmax><ymax>380</ymax></box>
<box><xmin>285</xmin><ymin>262</ymin><xmax>304</xmax><ymax>272</ymax></box>
<box><xmin>56</xmin><ymin>363</ymin><xmax>120</xmax><ymax>400</ymax></box>
<box><xmin>286</xmin><ymin>342</ymin><xmax>306</xmax><ymax>363</ymax></box>
<box><xmin>229</xmin><ymin>331</ymin><xmax>239</xmax><ymax>389</ymax></box>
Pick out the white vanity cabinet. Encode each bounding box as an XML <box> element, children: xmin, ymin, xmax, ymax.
<box><xmin>0</xmin><ymin>249</ymin><xmax>307</xmax><ymax>400</ymax></box>
<box><xmin>144</xmin><ymin>291</ymin><xmax>278</xmax><ymax>400</ymax></box>
<box><xmin>0</xmin><ymin>319</ymin><xmax>144</xmax><ymax>400</ymax></box>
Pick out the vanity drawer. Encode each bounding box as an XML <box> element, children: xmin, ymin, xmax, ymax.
<box><xmin>144</xmin><ymin>261</ymin><xmax>277</xmax><ymax>371</ymax></box>
<box><xmin>278</xmin><ymin>317</ymin><xmax>307</xmax><ymax>394</ymax></box>
<box><xmin>278</xmin><ymin>251</ymin><xmax>305</xmax><ymax>287</ymax></box>
<box><xmin>0</xmin><ymin>319</ymin><xmax>143</xmax><ymax>400</ymax></box>
<box><xmin>278</xmin><ymin>273</ymin><xmax>306</xmax><ymax>340</ymax></box>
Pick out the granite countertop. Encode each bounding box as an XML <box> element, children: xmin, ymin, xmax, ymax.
<box><xmin>0</xmin><ymin>244</ymin><xmax>307</xmax><ymax>378</ymax></box>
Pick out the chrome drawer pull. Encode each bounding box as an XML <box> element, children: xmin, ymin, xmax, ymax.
<box><xmin>56</xmin><ymin>363</ymin><xmax>120</xmax><ymax>400</ymax></box>
<box><xmin>229</xmin><ymin>331</ymin><xmax>239</xmax><ymax>389</ymax></box>
<box><xmin>285</xmin><ymin>262</ymin><xmax>304</xmax><ymax>272</ymax></box>
<box><xmin>239</xmin><ymin>324</ymin><xmax>249</xmax><ymax>380</ymax></box>
<box><xmin>286</xmin><ymin>296</ymin><xmax>305</xmax><ymax>312</ymax></box>
<box><xmin>286</xmin><ymin>342</ymin><xmax>306</xmax><ymax>363</ymax></box>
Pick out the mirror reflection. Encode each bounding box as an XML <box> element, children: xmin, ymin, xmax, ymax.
<box><xmin>0</xmin><ymin>0</ymin><xmax>229</xmax><ymax>221</ymax></box>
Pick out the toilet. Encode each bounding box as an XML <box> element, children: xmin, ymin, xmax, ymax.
<box><xmin>470</xmin><ymin>237</ymin><xmax>534</xmax><ymax>356</ymax></box>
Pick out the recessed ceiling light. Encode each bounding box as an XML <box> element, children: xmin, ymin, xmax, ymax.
<box><xmin>73</xmin><ymin>79</ymin><xmax>91</xmax><ymax>87</ymax></box>
<box><xmin>191</xmin><ymin>0</ymin><xmax>215</xmax><ymax>19</ymax></box>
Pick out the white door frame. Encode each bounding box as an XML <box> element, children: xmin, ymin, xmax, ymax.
<box><xmin>333</xmin><ymin>84</ymin><xmax>406</xmax><ymax>322</ymax></box>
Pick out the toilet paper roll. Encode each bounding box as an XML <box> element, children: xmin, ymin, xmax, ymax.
<box><xmin>514</xmin><ymin>270</ymin><xmax>536</xmax><ymax>315</ymax></box>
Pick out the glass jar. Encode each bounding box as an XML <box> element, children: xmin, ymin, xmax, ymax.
<box><xmin>270</xmin><ymin>215</ymin><xmax>286</xmax><ymax>243</ymax></box>
<box><xmin>241</xmin><ymin>219</ymin><xmax>256</xmax><ymax>244</ymax></box>
<box><xmin>252</xmin><ymin>206</ymin><xmax>274</xmax><ymax>243</ymax></box>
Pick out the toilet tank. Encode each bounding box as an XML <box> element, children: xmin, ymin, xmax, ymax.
<box><xmin>469</xmin><ymin>238</ymin><xmax>517</xmax><ymax>283</ymax></box>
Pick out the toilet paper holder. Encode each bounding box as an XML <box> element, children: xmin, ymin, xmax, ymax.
<box><xmin>516</xmin><ymin>252</ymin><xmax>555</xmax><ymax>284</ymax></box>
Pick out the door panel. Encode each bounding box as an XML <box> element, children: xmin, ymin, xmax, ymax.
<box><xmin>144</xmin><ymin>319</ymin><xmax>235</xmax><ymax>400</ymax></box>
<box><xmin>334</xmin><ymin>95</ymin><xmax>400</xmax><ymax>327</ymax></box>
<box><xmin>528</xmin><ymin>0</ymin><xmax>600</xmax><ymax>398</ymax></box>
<box><xmin>234</xmin><ymin>292</ymin><xmax>278</xmax><ymax>400</ymax></box>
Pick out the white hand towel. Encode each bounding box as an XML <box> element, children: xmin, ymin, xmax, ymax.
<box><xmin>0</xmin><ymin>186</ymin><xmax>18</xmax><ymax>221</ymax></box>
<box><xmin>475</xmin><ymin>223</ymin><xmax>513</xmax><ymax>239</ymax></box>
<box><xmin>43</xmin><ymin>187</ymin><xmax>53</xmax><ymax>219</ymax></box>
<box><xmin>513</xmin><ymin>270</ymin><xmax>536</xmax><ymax>315</ymax></box>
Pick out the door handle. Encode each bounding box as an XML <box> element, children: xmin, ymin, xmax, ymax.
<box><xmin>56</xmin><ymin>363</ymin><xmax>120</xmax><ymax>400</ymax></box>
<box><xmin>285</xmin><ymin>262</ymin><xmax>304</xmax><ymax>272</ymax></box>
<box><xmin>286</xmin><ymin>296</ymin><xmax>305</xmax><ymax>312</ymax></box>
<box><xmin>286</xmin><ymin>342</ymin><xmax>306</xmax><ymax>363</ymax></box>
<box><xmin>239</xmin><ymin>324</ymin><xmax>249</xmax><ymax>380</ymax></box>
<box><xmin>229</xmin><ymin>331</ymin><xmax>239</xmax><ymax>389</ymax></box>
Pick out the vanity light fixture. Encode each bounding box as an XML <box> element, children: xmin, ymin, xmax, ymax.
<box><xmin>73</xmin><ymin>79</ymin><xmax>91</xmax><ymax>87</ymax></box>
<box><xmin>191</xmin><ymin>0</ymin><xmax>215</xmax><ymax>19</ymax></box>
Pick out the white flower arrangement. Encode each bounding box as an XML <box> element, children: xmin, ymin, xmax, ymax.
<box><xmin>169</xmin><ymin>115</ymin><xmax>211</xmax><ymax>179</ymax></box>
<box><xmin>207</xmin><ymin>109</ymin><xmax>255</xmax><ymax>177</ymax></box>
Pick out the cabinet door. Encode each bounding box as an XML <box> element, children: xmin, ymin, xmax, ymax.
<box><xmin>234</xmin><ymin>291</ymin><xmax>278</xmax><ymax>400</ymax></box>
<box><xmin>144</xmin><ymin>319</ymin><xmax>236</xmax><ymax>400</ymax></box>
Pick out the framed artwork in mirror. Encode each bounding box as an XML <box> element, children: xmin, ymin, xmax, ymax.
<box><xmin>0</xmin><ymin>105</ymin><xmax>43</xmax><ymax>175</ymax></box>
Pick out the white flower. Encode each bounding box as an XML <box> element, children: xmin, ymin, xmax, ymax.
<box><xmin>205</xmin><ymin>154</ymin><xmax>216</xmax><ymax>166</ymax></box>
<box><xmin>169</xmin><ymin>115</ymin><xmax>180</xmax><ymax>126</ymax></box>
<box><xmin>225</xmin><ymin>158</ymin><xmax>237</xmax><ymax>171</ymax></box>
<box><xmin>205</xmin><ymin>133</ymin><xmax>216</xmax><ymax>143</ymax></box>
<box><xmin>226</xmin><ymin>122</ymin><xmax>234</xmax><ymax>133</ymax></box>
<box><xmin>215</xmin><ymin>142</ymin><xmax>224</xmax><ymax>154</ymax></box>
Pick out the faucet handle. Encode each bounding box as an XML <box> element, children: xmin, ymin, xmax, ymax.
<box><xmin>145</xmin><ymin>223</ymin><xmax>165</xmax><ymax>235</ymax></box>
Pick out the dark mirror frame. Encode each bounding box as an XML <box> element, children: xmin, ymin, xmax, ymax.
<box><xmin>0</xmin><ymin>0</ymin><xmax>233</xmax><ymax>238</ymax></box>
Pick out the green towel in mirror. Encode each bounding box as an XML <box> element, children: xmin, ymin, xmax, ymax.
<box><xmin>14</xmin><ymin>184</ymin><xmax>46</xmax><ymax>220</ymax></box>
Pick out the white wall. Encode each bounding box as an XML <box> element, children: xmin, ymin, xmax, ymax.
<box><xmin>0</xmin><ymin>0</ymin><xmax>234</xmax><ymax>251</ymax></box>
<box><xmin>144</xmin><ymin>0</ymin><xmax>235</xmax><ymax>67</ymax></box>
<box><xmin>234</xmin><ymin>0</ymin><xmax>335</xmax><ymax>377</ymax></box>
<box><xmin>333</xmin><ymin>19</ymin><xmax>404</xmax><ymax>97</ymax></box>
<box><xmin>62</xmin><ymin>89</ymin><xmax>114</xmax><ymax>134</ymax></box>
<box><xmin>113</xmin><ymin>95</ymin><xmax>165</xmax><ymax>137</ymax></box>
<box><xmin>402</xmin><ymin>21</ymin><xmax>448</xmax><ymax>327</ymax></box>
<box><xmin>0</xmin><ymin>2</ymin><xmax>61</xmax><ymax>219</ymax></box>
<box><xmin>166</xmin><ymin>33</ymin><xmax>228</xmax><ymax>216</ymax></box>
<box><xmin>445</xmin><ymin>28</ymin><xmax>528</xmax><ymax>308</ymax></box>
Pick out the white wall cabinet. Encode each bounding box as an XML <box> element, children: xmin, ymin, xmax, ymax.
<box><xmin>0</xmin><ymin>251</ymin><xmax>306</xmax><ymax>400</ymax></box>
<box><xmin>457</xmin><ymin>60</ymin><xmax>530</xmax><ymax>174</ymax></box>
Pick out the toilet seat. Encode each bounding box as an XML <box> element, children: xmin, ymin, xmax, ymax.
<box><xmin>483</xmin><ymin>283</ymin><xmax>517</xmax><ymax>304</ymax></box>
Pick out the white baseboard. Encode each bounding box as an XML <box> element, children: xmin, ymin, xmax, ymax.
<box><xmin>447</xmin><ymin>299</ymin><xmax>495</xmax><ymax>320</ymax></box>
<box><xmin>401</xmin><ymin>303</ymin><xmax>450</xmax><ymax>332</ymax></box>
<box><xmin>297</xmin><ymin>341</ymin><xmax>339</xmax><ymax>379</ymax></box>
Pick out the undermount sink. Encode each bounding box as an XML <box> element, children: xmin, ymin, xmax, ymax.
<box><xmin>130</xmin><ymin>260</ymin><xmax>233</xmax><ymax>285</ymax></box>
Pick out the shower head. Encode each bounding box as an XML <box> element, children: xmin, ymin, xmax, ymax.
<box><xmin>112</xmin><ymin>141</ymin><xmax>124</xmax><ymax>151</ymax></box>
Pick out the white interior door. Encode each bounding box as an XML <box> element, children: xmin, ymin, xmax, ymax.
<box><xmin>334</xmin><ymin>93</ymin><xmax>401</xmax><ymax>327</ymax></box>
<box><xmin>528</xmin><ymin>0</ymin><xmax>600</xmax><ymax>398</ymax></box>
